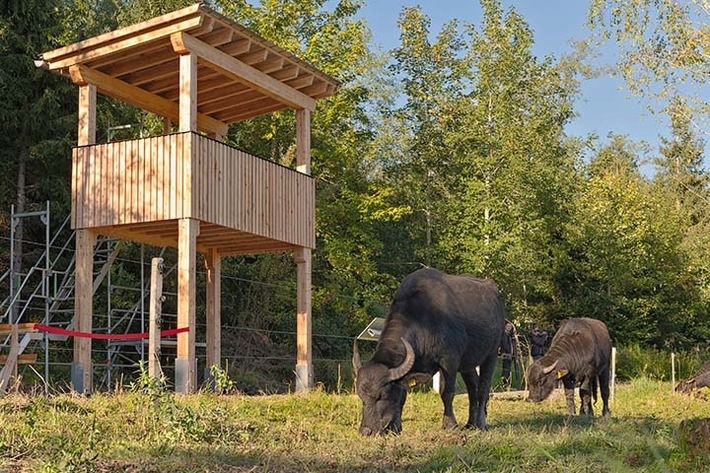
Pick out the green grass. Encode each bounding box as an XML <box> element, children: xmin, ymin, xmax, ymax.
<box><xmin>1</xmin><ymin>379</ymin><xmax>709</xmax><ymax>472</ymax></box>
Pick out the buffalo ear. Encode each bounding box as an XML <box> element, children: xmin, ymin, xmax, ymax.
<box><xmin>556</xmin><ymin>368</ymin><xmax>569</xmax><ymax>379</ymax></box>
<box><xmin>400</xmin><ymin>372</ymin><xmax>432</xmax><ymax>389</ymax></box>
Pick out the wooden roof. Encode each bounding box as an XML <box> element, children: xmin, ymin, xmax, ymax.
<box><xmin>38</xmin><ymin>3</ymin><xmax>339</xmax><ymax>135</ymax></box>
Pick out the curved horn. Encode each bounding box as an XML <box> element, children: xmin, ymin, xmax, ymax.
<box><xmin>388</xmin><ymin>338</ymin><xmax>415</xmax><ymax>381</ymax></box>
<box><xmin>542</xmin><ymin>360</ymin><xmax>559</xmax><ymax>375</ymax></box>
<box><xmin>352</xmin><ymin>339</ymin><xmax>362</xmax><ymax>374</ymax></box>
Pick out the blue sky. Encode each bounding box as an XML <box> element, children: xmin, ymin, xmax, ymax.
<box><xmin>356</xmin><ymin>0</ymin><xmax>692</xmax><ymax>170</ymax></box>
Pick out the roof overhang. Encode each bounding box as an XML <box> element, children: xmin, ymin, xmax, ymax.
<box><xmin>38</xmin><ymin>3</ymin><xmax>339</xmax><ymax>133</ymax></box>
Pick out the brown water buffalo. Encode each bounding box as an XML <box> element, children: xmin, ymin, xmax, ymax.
<box><xmin>526</xmin><ymin>317</ymin><xmax>611</xmax><ymax>416</ymax></box>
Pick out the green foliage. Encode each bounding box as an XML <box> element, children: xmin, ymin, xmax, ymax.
<box><xmin>587</xmin><ymin>0</ymin><xmax>709</xmax><ymax>132</ymax></box>
<box><xmin>209</xmin><ymin>364</ymin><xmax>236</xmax><ymax>394</ymax></box>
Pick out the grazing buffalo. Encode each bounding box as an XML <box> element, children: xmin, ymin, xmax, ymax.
<box><xmin>352</xmin><ymin>268</ymin><xmax>505</xmax><ymax>435</ymax></box>
<box><xmin>676</xmin><ymin>361</ymin><xmax>710</xmax><ymax>394</ymax></box>
<box><xmin>526</xmin><ymin>317</ymin><xmax>611</xmax><ymax>416</ymax></box>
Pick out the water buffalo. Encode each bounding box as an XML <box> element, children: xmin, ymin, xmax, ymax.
<box><xmin>352</xmin><ymin>268</ymin><xmax>506</xmax><ymax>435</ymax></box>
<box><xmin>676</xmin><ymin>361</ymin><xmax>710</xmax><ymax>394</ymax></box>
<box><xmin>526</xmin><ymin>317</ymin><xmax>611</xmax><ymax>416</ymax></box>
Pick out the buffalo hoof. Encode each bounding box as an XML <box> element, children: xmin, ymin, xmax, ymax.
<box><xmin>442</xmin><ymin>417</ymin><xmax>458</xmax><ymax>430</ymax></box>
<box><xmin>464</xmin><ymin>422</ymin><xmax>485</xmax><ymax>431</ymax></box>
<box><xmin>359</xmin><ymin>426</ymin><xmax>374</xmax><ymax>436</ymax></box>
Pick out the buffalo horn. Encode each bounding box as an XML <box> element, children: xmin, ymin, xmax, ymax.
<box><xmin>388</xmin><ymin>338</ymin><xmax>415</xmax><ymax>381</ymax></box>
<box><xmin>542</xmin><ymin>360</ymin><xmax>559</xmax><ymax>375</ymax></box>
<box><xmin>352</xmin><ymin>339</ymin><xmax>362</xmax><ymax>373</ymax></box>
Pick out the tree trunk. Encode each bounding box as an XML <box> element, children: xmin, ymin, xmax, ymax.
<box><xmin>13</xmin><ymin>116</ymin><xmax>28</xmax><ymax>281</ymax></box>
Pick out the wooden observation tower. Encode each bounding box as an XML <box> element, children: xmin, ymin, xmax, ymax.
<box><xmin>37</xmin><ymin>4</ymin><xmax>338</xmax><ymax>394</ymax></box>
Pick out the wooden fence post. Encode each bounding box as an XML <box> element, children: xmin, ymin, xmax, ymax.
<box><xmin>149</xmin><ymin>258</ymin><xmax>164</xmax><ymax>379</ymax></box>
<box><xmin>671</xmin><ymin>352</ymin><xmax>676</xmax><ymax>392</ymax></box>
<box><xmin>611</xmin><ymin>346</ymin><xmax>616</xmax><ymax>403</ymax></box>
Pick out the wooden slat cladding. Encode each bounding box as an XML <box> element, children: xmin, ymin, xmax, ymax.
<box><xmin>72</xmin><ymin>132</ymin><xmax>314</xmax><ymax>250</ymax></box>
<box><xmin>190</xmin><ymin>134</ymin><xmax>314</xmax><ymax>247</ymax></box>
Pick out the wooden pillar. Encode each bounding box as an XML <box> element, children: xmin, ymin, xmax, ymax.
<box><xmin>173</xmin><ymin>40</ymin><xmax>199</xmax><ymax>393</ymax></box>
<box><xmin>294</xmin><ymin>248</ymin><xmax>312</xmax><ymax>392</ymax></box>
<box><xmin>295</xmin><ymin>108</ymin><xmax>313</xmax><ymax>392</ymax></box>
<box><xmin>73</xmin><ymin>229</ymin><xmax>96</xmax><ymax>394</ymax></box>
<box><xmin>149</xmin><ymin>257</ymin><xmax>164</xmax><ymax>379</ymax></box>
<box><xmin>176</xmin><ymin>218</ymin><xmax>198</xmax><ymax>393</ymax></box>
<box><xmin>78</xmin><ymin>83</ymin><xmax>96</xmax><ymax>146</ymax></box>
<box><xmin>296</xmin><ymin>109</ymin><xmax>311</xmax><ymax>174</ymax></box>
<box><xmin>72</xmin><ymin>82</ymin><xmax>97</xmax><ymax>394</ymax></box>
<box><xmin>205</xmin><ymin>249</ymin><xmax>221</xmax><ymax>374</ymax></box>
<box><xmin>178</xmin><ymin>52</ymin><xmax>197</xmax><ymax>133</ymax></box>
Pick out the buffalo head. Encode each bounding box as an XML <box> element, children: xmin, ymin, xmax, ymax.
<box><xmin>526</xmin><ymin>359</ymin><xmax>568</xmax><ymax>402</ymax></box>
<box><xmin>352</xmin><ymin>338</ymin><xmax>430</xmax><ymax>436</ymax></box>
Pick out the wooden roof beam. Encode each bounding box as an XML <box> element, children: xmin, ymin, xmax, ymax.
<box><xmin>45</xmin><ymin>16</ymin><xmax>206</xmax><ymax>71</ymax></box>
<box><xmin>171</xmin><ymin>32</ymin><xmax>316</xmax><ymax>111</ymax></box>
<box><xmin>41</xmin><ymin>4</ymin><xmax>203</xmax><ymax>62</ymax></box>
<box><xmin>69</xmin><ymin>65</ymin><xmax>227</xmax><ymax>136</ymax></box>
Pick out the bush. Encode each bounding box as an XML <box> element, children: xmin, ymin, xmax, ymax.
<box><xmin>616</xmin><ymin>345</ymin><xmax>710</xmax><ymax>382</ymax></box>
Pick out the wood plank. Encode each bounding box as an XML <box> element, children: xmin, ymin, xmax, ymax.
<box><xmin>45</xmin><ymin>16</ymin><xmax>205</xmax><ymax>70</ymax></box>
<box><xmin>41</xmin><ymin>4</ymin><xmax>203</xmax><ymax>62</ymax></box>
<box><xmin>171</xmin><ymin>32</ymin><xmax>316</xmax><ymax>111</ymax></box>
<box><xmin>0</xmin><ymin>323</ymin><xmax>38</xmax><ymax>334</ymax></box>
<box><xmin>101</xmin><ymin>45</ymin><xmax>174</xmax><ymax>77</ymax></box>
<box><xmin>69</xmin><ymin>65</ymin><xmax>227</xmax><ymax>136</ymax></box>
<box><xmin>0</xmin><ymin>354</ymin><xmax>37</xmax><ymax>365</ymax></box>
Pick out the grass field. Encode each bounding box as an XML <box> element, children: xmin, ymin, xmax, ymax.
<box><xmin>1</xmin><ymin>378</ymin><xmax>709</xmax><ymax>472</ymax></box>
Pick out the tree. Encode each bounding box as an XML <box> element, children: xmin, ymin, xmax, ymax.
<box><xmin>436</xmin><ymin>0</ymin><xmax>580</xmax><ymax>323</ymax></box>
<box><xmin>380</xmin><ymin>5</ymin><xmax>468</xmax><ymax>272</ymax></box>
<box><xmin>655</xmin><ymin>96</ymin><xmax>710</xmax><ymax>344</ymax></box>
<box><xmin>561</xmin><ymin>135</ymin><xmax>694</xmax><ymax>346</ymax></box>
<box><xmin>588</xmin><ymin>0</ymin><xmax>709</xmax><ymax>133</ymax></box>
<box><xmin>0</xmin><ymin>0</ymin><xmax>79</xmax><ymax>276</ymax></box>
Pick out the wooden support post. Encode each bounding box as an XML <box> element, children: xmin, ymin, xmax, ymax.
<box><xmin>294</xmin><ymin>108</ymin><xmax>313</xmax><ymax>392</ymax></box>
<box><xmin>205</xmin><ymin>249</ymin><xmax>221</xmax><ymax>389</ymax></box>
<box><xmin>163</xmin><ymin>117</ymin><xmax>172</xmax><ymax>135</ymax></box>
<box><xmin>72</xmin><ymin>229</ymin><xmax>96</xmax><ymax>394</ymax></box>
<box><xmin>611</xmin><ymin>346</ymin><xmax>616</xmax><ymax>403</ymax></box>
<box><xmin>175</xmin><ymin>218</ymin><xmax>198</xmax><ymax>393</ymax></box>
<box><xmin>78</xmin><ymin>84</ymin><xmax>96</xmax><ymax>146</ymax></box>
<box><xmin>178</xmin><ymin>52</ymin><xmax>197</xmax><ymax>132</ymax></box>
<box><xmin>295</xmin><ymin>247</ymin><xmax>312</xmax><ymax>392</ymax></box>
<box><xmin>149</xmin><ymin>257</ymin><xmax>164</xmax><ymax>379</ymax></box>
<box><xmin>296</xmin><ymin>109</ymin><xmax>311</xmax><ymax>174</ymax></box>
<box><xmin>671</xmin><ymin>351</ymin><xmax>676</xmax><ymax>393</ymax></box>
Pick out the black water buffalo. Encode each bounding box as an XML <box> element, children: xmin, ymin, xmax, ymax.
<box><xmin>352</xmin><ymin>268</ymin><xmax>505</xmax><ymax>435</ymax></box>
<box><xmin>526</xmin><ymin>317</ymin><xmax>611</xmax><ymax>416</ymax></box>
<box><xmin>676</xmin><ymin>361</ymin><xmax>710</xmax><ymax>394</ymax></box>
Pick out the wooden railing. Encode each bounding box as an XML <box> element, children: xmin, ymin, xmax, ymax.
<box><xmin>72</xmin><ymin>132</ymin><xmax>315</xmax><ymax>248</ymax></box>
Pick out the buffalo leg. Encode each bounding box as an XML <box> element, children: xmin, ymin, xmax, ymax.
<box><xmin>579</xmin><ymin>377</ymin><xmax>593</xmax><ymax>415</ymax></box>
<box><xmin>562</xmin><ymin>376</ymin><xmax>576</xmax><ymax>415</ymax></box>
<box><xmin>468</xmin><ymin>353</ymin><xmax>497</xmax><ymax>430</ymax></box>
<box><xmin>460</xmin><ymin>369</ymin><xmax>479</xmax><ymax>429</ymax></box>
<box><xmin>598</xmin><ymin>369</ymin><xmax>611</xmax><ymax>417</ymax></box>
<box><xmin>579</xmin><ymin>388</ymin><xmax>593</xmax><ymax>415</ymax></box>
<box><xmin>439</xmin><ymin>368</ymin><xmax>458</xmax><ymax>429</ymax></box>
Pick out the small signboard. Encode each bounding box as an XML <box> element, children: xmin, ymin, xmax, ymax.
<box><xmin>357</xmin><ymin>317</ymin><xmax>386</xmax><ymax>341</ymax></box>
